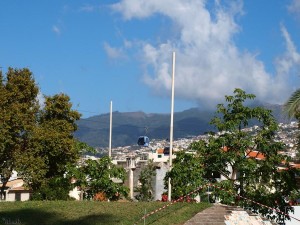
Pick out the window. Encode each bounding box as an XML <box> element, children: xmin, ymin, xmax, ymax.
<box><xmin>15</xmin><ymin>193</ymin><xmax>21</xmax><ymax>201</ymax></box>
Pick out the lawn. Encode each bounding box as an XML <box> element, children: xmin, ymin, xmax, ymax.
<box><xmin>0</xmin><ymin>201</ymin><xmax>211</xmax><ymax>225</ymax></box>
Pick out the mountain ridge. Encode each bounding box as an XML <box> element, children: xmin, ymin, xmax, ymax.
<box><xmin>75</xmin><ymin>103</ymin><xmax>291</xmax><ymax>148</ymax></box>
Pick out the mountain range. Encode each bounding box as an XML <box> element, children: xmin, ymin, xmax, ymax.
<box><xmin>75</xmin><ymin>102</ymin><xmax>291</xmax><ymax>148</ymax></box>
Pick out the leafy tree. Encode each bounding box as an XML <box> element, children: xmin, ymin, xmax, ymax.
<box><xmin>284</xmin><ymin>89</ymin><xmax>300</xmax><ymax>160</ymax></box>
<box><xmin>74</xmin><ymin>139</ymin><xmax>97</xmax><ymax>156</ymax></box>
<box><xmin>38</xmin><ymin>94</ymin><xmax>81</xmax><ymax>178</ymax></box>
<box><xmin>134</xmin><ymin>160</ymin><xmax>156</xmax><ymax>201</ymax></box>
<box><xmin>164</xmin><ymin>151</ymin><xmax>205</xmax><ymax>201</ymax></box>
<box><xmin>284</xmin><ymin>89</ymin><xmax>300</xmax><ymax>118</ymax></box>
<box><xmin>16</xmin><ymin>94</ymin><xmax>81</xmax><ymax>196</ymax></box>
<box><xmin>0</xmin><ymin>68</ymin><xmax>39</xmax><ymax>197</ymax></box>
<box><xmin>69</xmin><ymin>156</ymin><xmax>128</xmax><ymax>201</ymax></box>
<box><xmin>0</xmin><ymin>67</ymin><xmax>81</xmax><ymax>200</ymax></box>
<box><xmin>30</xmin><ymin>176</ymin><xmax>73</xmax><ymax>201</ymax></box>
<box><xmin>191</xmin><ymin>88</ymin><xmax>299</xmax><ymax>223</ymax></box>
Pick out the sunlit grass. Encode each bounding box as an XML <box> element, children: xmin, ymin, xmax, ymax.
<box><xmin>0</xmin><ymin>201</ymin><xmax>211</xmax><ymax>225</ymax></box>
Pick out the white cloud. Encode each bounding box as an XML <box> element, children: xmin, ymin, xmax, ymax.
<box><xmin>111</xmin><ymin>0</ymin><xmax>300</xmax><ymax>107</ymax></box>
<box><xmin>52</xmin><ymin>25</ymin><xmax>61</xmax><ymax>35</ymax></box>
<box><xmin>274</xmin><ymin>25</ymin><xmax>300</xmax><ymax>90</ymax></box>
<box><xmin>103</xmin><ymin>42</ymin><xmax>126</xmax><ymax>59</ymax></box>
<box><xmin>124</xmin><ymin>39</ymin><xmax>132</xmax><ymax>48</ymax></box>
<box><xmin>287</xmin><ymin>0</ymin><xmax>300</xmax><ymax>15</ymax></box>
<box><xmin>103</xmin><ymin>40</ymin><xmax>133</xmax><ymax>60</ymax></box>
<box><xmin>276</xmin><ymin>25</ymin><xmax>300</xmax><ymax>74</ymax></box>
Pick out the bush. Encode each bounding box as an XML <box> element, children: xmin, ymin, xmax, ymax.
<box><xmin>31</xmin><ymin>177</ymin><xmax>73</xmax><ymax>200</ymax></box>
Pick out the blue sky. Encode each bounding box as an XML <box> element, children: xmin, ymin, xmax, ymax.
<box><xmin>1</xmin><ymin>0</ymin><xmax>300</xmax><ymax>118</ymax></box>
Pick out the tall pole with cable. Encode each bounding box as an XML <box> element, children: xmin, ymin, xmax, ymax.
<box><xmin>109</xmin><ymin>101</ymin><xmax>112</xmax><ymax>158</ymax></box>
<box><xmin>168</xmin><ymin>51</ymin><xmax>175</xmax><ymax>201</ymax></box>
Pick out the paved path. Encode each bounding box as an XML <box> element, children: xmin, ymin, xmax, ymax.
<box><xmin>184</xmin><ymin>204</ymin><xmax>277</xmax><ymax>225</ymax></box>
<box><xmin>184</xmin><ymin>204</ymin><xmax>239</xmax><ymax>225</ymax></box>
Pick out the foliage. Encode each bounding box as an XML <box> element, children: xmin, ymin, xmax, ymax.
<box><xmin>284</xmin><ymin>89</ymin><xmax>300</xmax><ymax>159</ymax></box>
<box><xmin>16</xmin><ymin>93</ymin><xmax>81</xmax><ymax>196</ymax></box>
<box><xmin>93</xmin><ymin>192</ymin><xmax>107</xmax><ymax>201</ymax></box>
<box><xmin>164</xmin><ymin>151</ymin><xmax>205</xmax><ymax>200</ymax></box>
<box><xmin>74</xmin><ymin>139</ymin><xmax>97</xmax><ymax>155</ymax></box>
<box><xmin>69</xmin><ymin>156</ymin><xmax>129</xmax><ymax>201</ymax></box>
<box><xmin>0</xmin><ymin>68</ymin><xmax>81</xmax><ymax>200</ymax></box>
<box><xmin>30</xmin><ymin>176</ymin><xmax>74</xmax><ymax>201</ymax></box>
<box><xmin>190</xmin><ymin>88</ymin><xmax>299</xmax><ymax>223</ymax></box>
<box><xmin>0</xmin><ymin>68</ymin><xmax>40</xmax><ymax>195</ymax></box>
<box><xmin>134</xmin><ymin>160</ymin><xmax>156</xmax><ymax>201</ymax></box>
<box><xmin>283</xmin><ymin>88</ymin><xmax>300</xmax><ymax>118</ymax></box>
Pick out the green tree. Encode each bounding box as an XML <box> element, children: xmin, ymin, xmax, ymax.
<box><xmin>284</xmin><ymin>89</ymin><xmax>300</xmax><ymax>118</ymax></box>
<box><xmin>70</xmin><ymin>156</ymin><xmax>128</xmax><ymax>201</ymax></box>
<box><xmin>284</xmin><ymin>89</ymin><xmax>300</xmax><ymax>160</ymax></box>
<box><xmin>74</xmin><ymin>139</ymin><xmax>97</xmax><ymax>156</ymax></box>
<box><xmin>134</xmin><ymin>160</ymin><xmax>156</xmax><ymax>201</ymax></box>
<box><xmin>191</xmin><ymin>88</ymin><xmax>298</xmax><ymax>223</ymax></box>
<box><xmin>30</xmin><ymin>176</ymin><xmax>74</xmax><ymax>201</ymax></box>
<box><xmin>164</xmin><ymin>151</ymin><xmax>205</xmax><ymax>201</ymax></box>
<box><xmin>16</xmin><ymin>93</ymin><xmax>81</xmax><ymax>196</ymax></box>
<box><xmin>0</xmin><ymin>68</ymin><xmax>39</xmax><ymax>197</ymax></box>
<box><xmin>0</xmin><ymin>67</ymin><xmax>81</xmax><ymax>200</ymax></box>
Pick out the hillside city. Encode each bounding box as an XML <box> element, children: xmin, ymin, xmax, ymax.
<box><xmin>99</xmin><ymin>121</ymin><xmax>299</xmax><ymax>162</ymax></box>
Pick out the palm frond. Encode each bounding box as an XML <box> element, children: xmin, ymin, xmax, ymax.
<box><xmin>283</xmin><ymin>89</ymin><xmax>300</xmax><ymax>118</ymax></box>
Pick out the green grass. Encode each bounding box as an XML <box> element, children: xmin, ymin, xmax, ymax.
<box><xmin>0</xmin><ymin>201</ymin><xmax>211</xmax><ymax>225</ymax></box>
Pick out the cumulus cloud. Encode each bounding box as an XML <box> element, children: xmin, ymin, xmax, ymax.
<box><xmin>111</xmin><ymin>0</ymin><xmax>300</xmax><ymax>107</ymax></box>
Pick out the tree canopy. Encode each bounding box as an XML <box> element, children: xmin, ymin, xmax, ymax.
<box><xmin>68</xmin><ymin>156</ymin><xmax>128</xmax><ymax>201</ymax></box>
<box><xmin>0</xmin><ymin>68</ymin><xmax>40</xmax><ymax>195</ymax></box>
<box><xmin>187</xmin><ymin>89</ymin><xmax>298</xmax><ymax>223</ymax></box>
<box><xmin>283</xmin><ymin>89</ymin><xmax>300</xmax><ymax>160</ymax></box>
<box><xmin>134</xmin><ymin>160</ymin><xmax>156</xmax><ymax>201</ymax></box>
<box><xmin>0</xmin><ymin>68</ymin><xmax>81</xmax><ymax>199</ymax></box>
<box><xmin>164</xmin><ymin>151</ymin><xmax>205</xmax><ymax>201</ymax></box>
<box><xmin>284</xmin><ymin>88</ymin><xmax>300</xmax><ymax>118</ymax></box>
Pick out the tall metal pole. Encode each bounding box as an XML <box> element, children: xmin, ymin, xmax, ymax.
<box><xmin>109</xmin><ymin>101</ymin><xmax>112</xmax><ymax>158</ymax></box>
<box><xmin>168</xmin><ymin>52</ymin><xmax>175</xmax><ymax>201</ymax></box>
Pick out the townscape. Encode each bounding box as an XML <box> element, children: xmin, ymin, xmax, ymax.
<box><xmin>108</xmin><ymin>121</ymin><xmax>299</xmax><ymax>161</ymax></box>
<box><xmin>2</xmin><ymin>1</ymin><xmax>300</xmax><ymax>224</ymax></box>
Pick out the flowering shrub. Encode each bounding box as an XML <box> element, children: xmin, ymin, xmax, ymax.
<box><xmin>94</xmin><ymin>192</ymin><xmax>107</xmax><ymax>201</ymax></box>
<box><xmin>161</xmin><ymin>194</ymin><xmax>168</xmax><ymax>202</ymax></box>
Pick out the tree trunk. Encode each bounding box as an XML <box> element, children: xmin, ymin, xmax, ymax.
<box><xmin>0</xmin><ymin>178</ymin><xmax>9</xmax><ymax>200</ymax></box>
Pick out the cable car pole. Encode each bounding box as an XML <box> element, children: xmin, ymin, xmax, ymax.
<box><xmin>168</xmin><ymin>51</ymin><xmax>175</xmax><ymax>202</ymax></box>
<box><xmin>109</xmin><ymin>101</ymin><xmax>112</xmax><ymax>158</ymax></box>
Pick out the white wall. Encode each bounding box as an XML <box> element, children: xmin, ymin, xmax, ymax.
<box><xmin>154</xmin><ymin>164</ymin><xmax>168</xmax><ymax>200</ymax></box>
<box><xmin>6</xmin><ymin>192</ymin><xmax>15</xmax><ymax>202</ymax></box>
<box><xmin>69</xmin><ymin>187</ymin><xmax>80</xmax><ymax>200</ymax></box>
<box><xmin>285</xmin><ymin>206</ymin><xmax>300</xmax><ymax>225</ymax></box>
<box><xmin>148</xmin><ymin>152</ymin><xmax>169</xmax><ymax>162</ymax></box>
<box><xmin>20</xmin><ymin>193</ymin><xmax>30</xmax><ymax>201</ymax></box>
<box><xmin>5</xmin><ymin>192</ymin><xmax>30</xmax><ymax>201</ymax></box>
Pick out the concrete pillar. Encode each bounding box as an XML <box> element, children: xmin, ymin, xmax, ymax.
<box><xmin>129</xmin><ymin>168</ymin><xmax>134</xmax><ymax>199</ymax></box>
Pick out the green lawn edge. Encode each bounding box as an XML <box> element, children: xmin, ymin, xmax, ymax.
<box><xmin>0</xmin><ymin>201</ymin><xmax>212</xmax><ymax>225</ymax></box>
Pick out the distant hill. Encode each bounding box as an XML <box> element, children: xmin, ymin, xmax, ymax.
<box><xmin>75</xmin><ymin>103</ymin><xmax>292</xmax><ymax>148</ymax></box>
